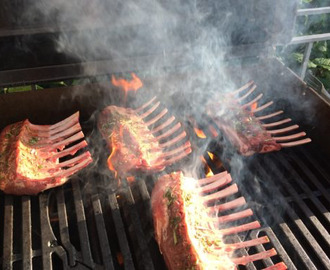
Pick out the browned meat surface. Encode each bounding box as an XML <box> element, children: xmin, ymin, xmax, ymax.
<box><xmin>207</xmin><ymin>99</ymin><xmax>281</xmax><ymax>156</ymax></box>
<box><xmin>98</xmin><ymin>106</ymin><xmax>164</xmax><ymax>176</ymax></box>
<box><xmin>0</xmin><ymin>113</ymin><xmax>92</xmax><ymax>195</ymax></box>
<box><xmin>205</xmin><ymin>81</ymin><xmax>311</xmax><ymax>156</ymax></box>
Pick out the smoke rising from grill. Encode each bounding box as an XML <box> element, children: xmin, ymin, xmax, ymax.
<box><xmin>21</xmin><ymin>0</ymin><xmax>304</xmax><ymax>220</ymax></box>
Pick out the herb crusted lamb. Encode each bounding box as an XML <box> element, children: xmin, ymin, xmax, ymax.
<box><xmin>97</xmin><ymin>101</ymin><xmax>191</xmax><ymax>177</ymax></box>
<box><xmin>0</xmin><ymin>112</ymin><xmax>92</xmax><ymax>195</ymax></box>
<box><xmin>151</xmin><ymin>172</ymin><xmax>235</xmax><ymax>270</ymax></box>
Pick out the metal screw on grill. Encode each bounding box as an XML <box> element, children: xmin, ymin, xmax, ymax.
<box><xmin>49</xmin><ymin>240</ymin><xmax>59</xmax><ymax>248</ymax></box>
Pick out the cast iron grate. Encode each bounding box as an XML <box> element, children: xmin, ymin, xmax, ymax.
<box><xmin>0</xmin><ymin>105</ymin><xmax>329</xmax><ymax>270</ymax></box>
<box><xmin>203</xmin><ymin>120</ymin><xmax>330</xmax><ymax>270</ymax></box>
<box><xmin>1</xmin><ymin>156</ymin><xmax>297</xmax><ymax>269</ymax></box>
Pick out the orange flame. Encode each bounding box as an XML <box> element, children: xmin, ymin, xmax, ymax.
<box><xmin>200</xmin><ymin>156</ymin><xmax>214</xmax><ymax>177</ymax></box>
<box><xmin>205</xmin><ymin>165</ymin><xmax>214</xmax><ymax>177</ymax></box>
<box><xmin>208</xmin><ymin>151</ymin><xmax>223</xmax><ymax>169</ymax></box>
<box><xmin>207</xmin><ymin>151</ymin><xmax>215</xmax><ymax>160</ymax></box>
<box><xmin>251</xmin><ymin>101</ymin><xmax>258</xmax><ymax>111</ymax></box>
<box><xmin>111</xmin><ymin>73</ymin><xmax>143</xmax><ymax>95</ymax></box>
<box><xmin>107</xmin><ymin>146</ymin><xmax>118</xmax><ymax>177</ymax></box>
<box><xmin>194</xmin><ymin>127</ymin><xmax>207</xmax><ymax>139</ymax></box>
<box><xmin>107</xmin><ymin>125</ymin><xmax>125</xmax><ymax>178</ymax></box>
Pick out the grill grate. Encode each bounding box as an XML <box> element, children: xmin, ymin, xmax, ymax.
<box><xmin>260</xmin><ymin>149</ymin><xmax>330</xmax><ymax>270</ymax></box>
<box><xmin>1</xmin><ymin>151</ymin><xmax>305</xmax><ymax>270</ymax></box>
<box><xmin>1</xmin><ymin>161</ymin><xmax>297</xmax><ymax>269</ymax></box>
<box><xmin>206</xmin><ymin>133</ymin><xmax>330</xmax><ymax>270</ymax></box>
<box><xmin>1</xmin><ymin>76</ymin><xmax>329</xmax><ymax>269</ymax></box>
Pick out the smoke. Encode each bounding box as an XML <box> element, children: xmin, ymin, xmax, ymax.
<box><xmin>21</xmin><ymin>0</ymin><xmax>302</xmax><ymax>228</ymax></box>
<box><xmin>21</xmin><ymin>2</ymin><xmax>291</xmax><ymax>166</ymax></box>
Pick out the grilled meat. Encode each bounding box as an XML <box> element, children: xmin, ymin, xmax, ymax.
<box><xmin>207</xmin><ymin>103</ymin><xmax>281</xmax><ymax>156</ymax></box>
<box><xmin>98</xmin><ymin>98</ymin><xmax>192</xmax><ymax>177</ymax></box>
<box><xmin>151</xmin><ymin>172</ymin><xmax>235</xmax><ymax>270</ymax></box>
<box><xmin>152</xmin><ymin>172</ymin><xmax>285</xmax><ymax>269</ymax></box>
<box><xmin>0</xmin><ymin>113</ymin><xmax>92</xmax><ymax>195</ymax></box>
<box><xmin>206</xmin><ymin>81</ymin><xmax>310</xmax><ymax>156</ymax></box>
<box><xmin>98</xmin><ymin>106</ymin><xmax>164</xmax><ymax>176</ymax></box>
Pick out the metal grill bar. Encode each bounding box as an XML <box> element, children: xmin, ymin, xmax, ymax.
<box><xmin>249</xmin><ymin>230</ymin><xmax>278</xmax><ymax>269</ymax></box>
<box><xmin>256</xmin><ymin>228</ymin><xmax>296</xmax><ymax>270</ymax></box>
<box><xmin>235</xmin><ymin>234</ymin><xmax>258</xmax><ymax>270</ymax></box>
<box><xmin>91</xmin><ymin>194</ymin><xmax>114</xmax><ymax>270</ymax></box>
<box><xmin>299</xmin><ymin>148</ymin><xmax>330</xmax><ymax>185</ymax></box>
<box><xmin>137</xmin><ymin>181</ymin><xmax>151</xmax><ymax>205</ymax></box>
<box><xmin>266</xmin><ymin>155</ymin><xmax>330</xmax><ymax>242</ymax></box>
<box><xmin>56</xmin><ymin>188</ymin><xmax>76</xmax><ymax>266</ymax></box>
<box><xmin>39</xmin><ymin>193</ymin><xmax>68</xmax><ymax>269</ymax></box>
<box><xmin>39</xmin><ymin>193</ymin><xmax>53</xmax><ymax>269</ymax></box>
<box><xmin>22</xmin><ymin>196</ymin><xmax>32</xmax><ymax>270</ymax></box>
<box><xmin>250</xmin><ymin>161</ymin><xmax>318</xmax><ymax>270</ymax></box>
<box><xmin>288</xmin><ymin>152</ymin><xmax>330</xmax><ymax>193</ymax></box>
<box><xmin>71</xmin><ymin>179</ymin><xmax>94</xmax><ymax>268</ymax></box>
<box><xmin>255</xmin><ymin>152</ymin><xmax>330</xmax><ymax>269</ymax></box>
<box><xmin>275</xmin><ymin>153</ymin><xmax>330</xmax><ymax>223</ymax></box>
<box><xmin>3</xmin><ymin>195</ymin><xmax>14</xmax><ymax>270</ymax></box>
<box><xmin>107</xmin><ymin>193</ymin><xmax>135</xmax><ymax>269</ymax></box>
<box><xmin>118</xmin><ymin>179</ymin><xmax>155</xmax><ymax>270</ymax></box>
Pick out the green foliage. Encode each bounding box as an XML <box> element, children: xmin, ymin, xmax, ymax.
<box><xmin>313</xmin><ymin>58</ymin><xmax>330</xmax><ymax>70</ymax></box>
<box><xmin>277</xmin><ymin>0</ymin><xmax>330</xmax><ymax>93</ymax></box>
<box><xmin>1</xmin><ymin>85</ymin><xmax>43</xmax><ymax>93</ymax></box>
<box><xmin>0</xmin><ymin>75</ymin><xmax>110</xmax><ymax>94</ymax></box>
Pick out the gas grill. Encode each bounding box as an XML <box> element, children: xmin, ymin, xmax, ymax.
<box><xmin>1</xmin><ymin>0</ymin><xmax>330</xmax><ymax>269</ymax></box>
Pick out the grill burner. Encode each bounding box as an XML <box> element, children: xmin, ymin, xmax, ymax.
<box><xmin>1</xmin><ymin>60</ymin><xmax>330</xmax><ymax>270</ymax></box>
